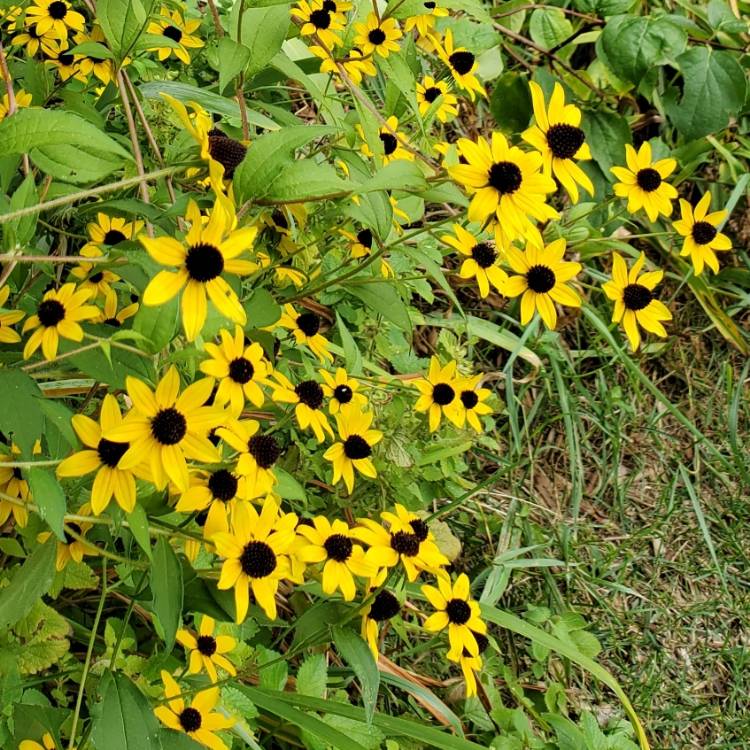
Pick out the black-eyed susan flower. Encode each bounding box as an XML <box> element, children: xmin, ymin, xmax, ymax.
<box><xmin>175</xmin><ymin>467</ymin><xmax>245</xmax><ymax>540</ymax></box>
<box><xmin>44</xmin><ymin>39</ymin><xmax>83</xmax><ymax>81</ymax></box>
<box><xmin>522</xmin><ymin>81</ymin><xmax>593</xmax><ymax>203</ymax></box>
<box><xmin>19</xmin><ymin>732</ymin><xmax>57</xmax><ymax>750</ymax></box>
<box><xmin>141</xmin><ymin>199</ymin><xmax>257</xmax><ymax>341</ymax></box>
<box><xmin>441</xmin><ymin>224</ymin><xmax>508</xmax><ymax>298</ymax></box>
<box><xmin>357</xmin><ymin>116</ymin><xmax>414</xmax><ymax>165</ymax></box>
<box><xmin>414</xmin><ymin>356</ymin><xmax>462</xmax><ymax>432</ymax></box>
<box><xmin>147</xmin><ymin>6</ymin><xmax>204</xmax><ymax>64</ymax></box>
<box><xmin>177</xmin><ymin>616</ymin><xmax>237</xmax><ymax>683</ymax></box>
<box><xmin>276</xmin><ymin>303</ymin><xmax>333</xmax><ymax>362</ymax></box>
<box><xmin>270</xmin><ymin>371</ymin><xmax>334</xmax><ymax>443</ymax></box>
<box><xmin>354</xmin><ymin>13</ymin><xmax>402</xmax><ymax>59</ymax></box>
<box><xmin>85</xmin><ymin>212</ymin><xmax>142</xmax><ymax>251</ymax></box>
<box><xmin>449</xmin><ymin>631</ymin><xmax>489</xmax><ymax>697</ymax></box>
<box><xmin>404</xmin><ymin>1</ymin><xmax>448</xmax><ymax>38</ymax></box>
<box><xmin>611</xmin><ymin>142</ymin><xmax>677</xmax><ymax>222</ymax></box>
<box><xmin>434</xmin><ymin>29</ymin><xmax>485</xmax><ymax>101</ymax></box>
<box><xmin>0</xmin><ymin>88</ymin><xmax>32</xmax><ymax>121</ymax></box>
<box><xmin>422</xmin><ymin>573</ymin><xmax>487</xmax><ymax>660</ymax></box>
<box><xmin>72</xmin><ymin>28</ymin><xmax>116</xmax><ymax>85</ymax></box>
<box><xmin>200</xmin><ymin>326</ymin><xmax>272</xmax><ymax>415</ymax></box>
<box><xmin>416</xmin><ymin>76</ymin><xmax>458</xmax><ymax>123</ymax></box>
<box><xmin>320</xmin><ymin>367</ymin><xmax>367</xmax><ymax>414</ymax></box>
<box><xmin>213</xmin><ymin>498</ymin><xmax>299</xmax><ymax>621</ymax></box>
<box><xmin>602</xmin><ymin>252</ymin><xmax>672</xmax><ymax>352</ymax></box>
<box><xmin>22</xmin><ymin>283</ymin><xmax>98</xmax><ymax>361</ymax></box>
<box><xmin>57</xmin><ymin>394</ymin><xmax>150</xmax><ymax>516</ymax></box>
<box><xmin>449</xmin><ymin>134</ymin><xmax>558</xmax><ymax>242</ymax></box>
<box><xmin>38</xmin><ymin>508</ymin><xmax>96</xmax><ymax>571</ymax></box>
<box><xmin>0</xmin><ymin>451</ymin><xmax>31</xmax><ymax>527</ymax></box>
<box><xmin>291</xmin><ymin>0</ymin><xmax>345</xmax><ymax>48</ymax></box>
<box><xmin>352</xmin><ymin>505</ymin><xmax>448</xmax><ymax>581</ymax></box>
<box><xmin>70</xmin><ymin>246</ymin><xmax>121</xmax><ymax>298</ymax></box>
<box><xmin>0</xmin><ymin>286</ymin><xmax>24</xmax><ymax>343</ymax></box>
<box><xmin>25</xmin><ymin>0</ymin><xmax>84</xmax><ymax>38</ymax></box>
<box><xmin>154</xmin><ymin>671</ymin><xmax>234</xmax><ymax>749</ymax></box>
<box><xmin>453</xmin><ymin>375</ymin><xmax>492</xmax><ymax>433</ymax></box>
<box><xmin>105</xmin><ymin>367</ymin><xmax>223</xmax><ymax>493</ymax></box>
<box><xmin>253</xmin><ymin>251</ymin><xmax>308</xmax><ymax>287</ymax></box>
<box><xmin>310</xmin><ymin>44</ymin><xmax>376</xmax><ymax>85</ymax></box>
<box><xmin>217</xmin><ymin>419</ymin><xmax>281</xmax><ymax>499</ymax></box>
<box><xmin>361</xmin><ymin>576</ymin><xmax>402</xmax><ymax>658</ymax></box>
<box><xmin>323</xmin><ymin>407</ymin><xmax>381</xmax><ymax>493</ymax></box>
<box><xmin>503</xmin><ymin>238</ymin><xmax>581</xmax><ymax>330</ymax></box>
<box><xmin>339</xmin><ymin>228</ymin><xmax>392</xmax><ymax>277</ymax></box>
<box><xmin>296</xmin><ymin>517</ymin><xmax>377</xmax><ymax>600</ymax></box>
<box><xmin>673</xmin><ymin>193</ymin><xmax>732</xmax><ymax>275</ymax></box>
<box><xmin>11</xmin><ymin>23</ymin><xmax>57</xmax><ymax>56</ymax></box>
<box><xmin>94</xmin><ymin>289</ymin><xmax>139</xmax><ymax>327</ymax></box>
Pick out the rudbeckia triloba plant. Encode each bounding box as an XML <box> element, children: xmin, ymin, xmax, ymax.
<box><xmin>1</xmin><ymin>0</ymin><xmax>748</xmax><ymax>746</ymax></box>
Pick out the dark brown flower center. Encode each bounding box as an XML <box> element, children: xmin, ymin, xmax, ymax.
<box><xmin>48</xmin><ymin>1</ymin><xmax>68</xmax><ymax>20</ymax></box>
<box><xmin>150</xmin><ymin>407</ymin><xmax>187</xmax><ymax>445</ymax></box>
<box><xmin>103</xmin><ymin>229</ymin><xmax>127</xmax><ymax>245</ymax></box>
<box><xmin>59</xmin><ymin>52</ymin><xmax>74</xmax><ymax>65</ymax></box>
<box><xmin>228</xmin><ymin>357</ymin><xmax>254</xmax><ymax>384</ymax></box>
<box><xmin>38</xmin><ymin>299</ymin><xmax>65</xmax><ymax>327</ymax></box>
<box><xmin>409</xmin><ymin>519</ymin><xmax>428</xmax><ymax>542</ymax></box>
<box><xmin>445</xmin><ymin>598</ymin><xmax>471</xmax><ymax>624</ymax></box>
<box><xmin>636</xmin><ymin>167</ymin><xmax>661</xmax><ymax>192</ymax></box>
<box><xmin>423</xmin><ymin>86</ymin><xmax>442</xmax><ymax>103</ymax></box>
<box><xmin>431</xmin><ymin>382</ymin><xmax>455</xmax><ymax>406</ymax></box>
<box><xmin>323</xmin><ymin>533</ymin><xmax>353</xmax><ymax>562</ymax></box>
<box><xmin>546</xmin><ymin>124</ymin><xmax>585</xmax><ymax>160</ymax></box>
<box><xmin>296</xmin><ymin>312</ymin><xmax>320</xmax><ymax>336</ymax></box>
<box><xmin>526</xmin><ymin>264</ymin><xmax>556</xmax><ymax>294</ymax></box>
<box><xmin>185</xmin><ymin>243</ymin><xmax>224</xmax><ymax>282</ymax></box>
<box><xmin>295</xmin><ymin>380</ymin><xmax>324</xmax><ymax>410</ymax></box>
<box><xmin>162</xmin><ymin>25</ymin><xmax>182</xmax><ymax>43</ymax></box>
<box><xmin>208</xmin><ymin>132</ymin><xmax>247</xmax><ymax>179</ymax></box>
<box><xmin>239</xmin><ymin>540</ymin><xmax>277</xmax><ymax>577</ymax></box>
<box><xmin>449</xmin><ymin>50</ymin><xmax>474</xmax><ymax>75</ymax></box>
<box><xmin>64</xmin><ymin>522</ymin><xmax>82</xmax><ymax>545</ymax></box>
<box><xmin>379</xmin><ymin>132</ymin><xmax>398</xmax><ymax>156</ymax></box>
<box><xmin>208</xmin><ymin>469</ymin><xmax>238</xmax><ymax>501</ymax></box>
<box><xmin>692</xmin><ymin>221</ymin><xmax>717</xmax><ymax>245</ymax></box>
<box><xmin>89</xmin><ymin>272</ymin><xmax>104</xmax><ymax>283</ymax></box>
<box><xmin>487</xmin><ymin>161</ymin><xmax>522</xmax><ymax>194</ymax></box>
<box><xmin>309</xmin><ymin>8</ymin><xmax>331</xmax><ymax>28</ymax></box>
<box><xmin>97</xmin><ymin>438</ymin><xmax>129</xmax><ymax>468</ymax></box>
<box><xmin>196</xmin><ymin>634</ymin><xmax>217</xmax><ymax>656</ymax></box>
<box><xmin>390</xmin><ymin>530</ymin><xmax>420</xmax><ymax>556</ymax></box>
<box><xmin>178</xmin><ymin>706</ymin><xmax>201</xmax><ymax>732</ymax></box>
<box><xmin>368</xmin><ymin>27</ymin><xmax>386</xmax><ymax>45</ymax></box>
<box><xmin>343</xmin><ymin>434</ymin><xmax>371</xmax><ymax>460</ymax></box>
<box><xmin>460</xmin><ymin>390</ymin><xmax>478</xmax><ymax>409</ymax></box>
<box><xmin>622</xmin><ymin>283</ymin><xmax>652</xmax><ymax>311</ymax></box>
<box><xmin>471</xmin><ymin>242</ymin><xmax>496</xmax><ymax>268</ymax></box>
<box><xmin>369</xmin><ymin>590</ymin><xmax>400</xmax><ymax>621</ymax></box>
<box><xmin>333</xmin><ymin>384</ymin><xmax>352</xmax><ymax>404</ymax></box>
<box><xmin>247</xmin><ymin>434</ymin><xmax>281</xmax><ymax>469</ymax></box>
<box><xmin>356</xmin><ymin>228</ymin><xmax>373</xmax><ymax>248</ymax></box>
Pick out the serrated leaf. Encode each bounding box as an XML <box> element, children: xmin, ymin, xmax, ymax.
<box><xmin>264</xmin><ymin>160</ymin><xmax>350</xmax><ymax>202</ymax></box>
<box><xmin>529</xmin><ymin>8</ymin><xmax>573</xmax><ymax>49</ymax></box>
<box><xmin>489</xmin><ymin>72</ymin><xmax>532</xmax><ymax>134</ymax></box>
<box><xmin>581</xmin><ymin>109</ymin><xmax>631</xmax><ymax>178</ymax></box>
<box><xmin>296</xmin><ymin>653</ymin><xmax>327</xmax><ymax>698</ymax></box>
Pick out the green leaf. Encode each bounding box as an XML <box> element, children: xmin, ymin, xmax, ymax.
<box><xmin>0</xmin><ymin>369</ymin><xmax>44</xmax><ymax>455</ymax></box>
<box><xmin>581</xmin><ymin>109</ymin><xmax>631</xmax><ymax>179</ymax></box>
<box><xmin>0</xmin><ymin>539</ymin><xmax>56</xmax><ymax>630</ymax></box>
<box><xmin>274</xmin><ymin>467</ymin><xmax>307</xmax><ymax>501</ymax></box>
<box><xmin>359</xmin><ymin>160</ymin><xmax>427</xmax><ymax>194</ymax></box>
<box><xmin>31</xmin><ymin>143</ymin><xmax>124</xmax><ymax>184</ymax></box>
<box><xmin>133</xmin><ymin>296</ymin><xmax>179</xmax><ymax>354</ymax></box>
<box><xmin>158</xmin><ymin>730</ymin><xmax>204</xmax><ymax>750</ymax></box>
<box><xmin>4</xmin><ymin>174</ymin><xmax>37</xmax><ymax>249</ymax></box>
<box><xmin>127</xmin><ymin>504</ymin><xmax>153</xmax><ymax>560</ymax></box>
<box><xmin>597</xmin><ymin>14</ymin><xmax>687</xmax><ymax>84</ymax></box>
<box><xmin>296</xmin><ymin>653</ymin><xmax>328</xmax><ymax>698</ymax></box>
<box><xmin>667</xmin><ymin>48</ymin><xmax>747</xmax><ymax>140</ymax></box>
<box><xmin>573</xmin><ymin>0</ymin><xmax>635</xmax><ymax>14</ymax></box>
<box><xmin>67</xmin><ymin>41</ymin><xmax>115</xmax><ymax>59</ymax></box>
<box><xmin>39</xmin><ymin>399</ymin><xmax>77</xmax><ymax>458</ymax></box>
<box><xmin>98</xmin><ymin>0</ymin><xmax>153</xmax><ymax>59</ymax></box>
<box><xmin>237</xmin><ymin>4</ymin><xmax>290</xmax><ymax>78</ymax></box>
<box><xmin>151</xmin><ymin>538</ymin><xmax>183</xmax><ymax>652</ymax></box>
<box><xmin>347</xmin><ymin>282</ymin><xmax>411</xmax><ymax>332</ymax></box>
<box><xmin>489</xmin><ymin>72</ymin><xmax>532</xmax><ymax>134</ymax></box>
<box><xmin>233</xmin><ymin>125</ymin><xmax>335</xmax><ymax>202</ymax></box>
<box><xmin>90</xmin><ymin>673</ymin><xmax>162</xmax><ymax>750</ymax></box>
<box><xmin>245</xmin><ymin>288</ymin><xmax>281</xmax><ymax>327</ymax></box>
<box><xmin>218</xmin><ymin>36</ymin><xmax>251</xmax><ymax>92</ymax></box>
<box><xmin>28</xmin><ymin>468</ymin><xmax>66</xmax><ymax>540</ymax></box>
<box><xmin>332</xmin><ymin>627</ymin><xmax>379</xmax><ymax>724</ymax></box>
<box><xmin>529</xmin><ymin>8</ymin><xmax>573</xmax><ymax>49</ymax></box>
<box><xmin>336</xmin><ymin>312</ymin><xmax>363</xmax><ymax>375</ymax></box>
<box><xmin>264</xmin><ymin>160</ymin><xmax>350</xmax><ymax>202</ymax></box>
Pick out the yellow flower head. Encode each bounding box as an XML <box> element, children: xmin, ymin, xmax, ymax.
<box><xmin>291</xmin><ymin>0</ymin><xmax>345</xmax><ymax>48</ymax></box>
<box><xmin>0</xmin><ymin>443</ymin><xmax>35</xmax><ymax>528</ymax></box>
<box><xmin>269</xmin><ymin>371</ymin><xmax>334</xmax><ymax>443</ymax></box>
<box><xmin>19</xmin><ymin>732</ymin><xmax>57</xmax><ymax>750</ymax></box>
<box><xmin>141</xmin><ymin>199</ymin><xmax>257</xmax><ymax>341</ymax></box>
<box><xmin>414</xmin><ymin>356</ymin><xmax>462</xmax><ymax>432</ymax></box>
<box><xmin>416</xmin><ymin>76</ymin><xmax>458</xmax><ymax>123</ymax></box>
<box><xmin>11</xmin><ymin>23</ymin><xmax>58</xmax><ymax>57</ymax></box>
<box><xmin>357</xmin><ymin>115</ymin><xmax>414</xmax><ymax>165</ymax></box>
<box><xmin>441</xmin><ymin>224</ymin><xmax>508</xmax><ymax>298</ymax></box>
<box><xmin>147</xmin><ymin>7</ymin><xmax>204</xmax><ymax>64</ymax></box>
<box><xmin>323</xmin><ymin>407</ymin><xmax>382</xmax><ymax>493</ymax></box>
<box><xmin>25</xmin><ymin>0</ymin><xmax>85</xmax><ymax>38</ymax></box>
<box><xmin>452</xmin><ymin>374</ymin><xmax>492</xmax><ymax>433</ymax></box>
<box><xmin>177</xmin><ymin>615</ymin><xmax>237</xmax><ymax>683</ymax></box>
<box><xmin>672</xmin><ymin>193</ymin><xmax>732</xmax><ymax>275</ymax></box>
<box><xmin>0</xmin><ymin>285</ymin><xmax>24</xmax><ymax>344</ymax></box>
<box><xmin>611</xmin><ymin>142</ymin><xmax>677</xmax><ymax>222</ymax></box>
<box><xmin>70</xmin><ymin>245</ymin><xmax>121</xmax><ymax>299</ymax></box>
<box><xmin>0</xmin><ymin>88</ymin><xmax>32</xmax><ymax>122</ymax></box>
<box><xmin>522</xmin><ymin>81</ymin><xmax>593</xmax><ymax>203</ymax></box>
<box><xmin>73</xmin><ymin>26</ymin><xmax>116</xmax><ymax>84</ymax></box>
<box><xmin>38</xmin><ymin>505</ymin><xmax>96</xmax><ymax>571</ymax></box>
<box><xmin>361</xmin><ymin>582</ymin><xmax>401</xmax><ymax>658</ymax></box>
<box><xmin>449</xmin><ymin>631</ymin><xmax>489</xmax><ymax>697</ymax></box>
<box><xmin>602</xmin><ymin>252</ymin><xmax>672</xmax><ymax>351</ymax></box>
<box><xmin>217</xmin><ymin>419</ymin><xmax>281</xmax><ymax>499</ymax></box>
<box><xmin>93</xmin><ymin>288</ymin><xmax>139</xmax><ymax>327</ymax></box>
<box><xmin>434</xmin><ymin>29</ymin><xmax>485</xmax><ymax>101</ymax></box>
<box><xmin>404</xmin><ymin>1</ymin><xmax>448</xmax><ymax>37</ymax></box>
<box><xmin>276</xmin><ymin>303</ymin><xmax>333</xmax><ymax>362</ymax></box>
<box><xmin>320</xmin><ymin>367</ymin><xmax>368</xmax><ymax>414</ymax></box>
<box><xmin>354</xmin><ymin>13</ymin><xmax>402</xmax><ymax>59</ymax></box>
<box><xmin>86</xmin><ymin>212</ymin><xmax>143</xmax><ymax>250</ymax></box>
<box><xmin>504</xmin><ymin>238</ymin><xmax>582</xmax><ymax>330</ymax></box>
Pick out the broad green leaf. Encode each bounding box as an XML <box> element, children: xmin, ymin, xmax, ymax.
<box><xmin>347</xmin><ymin>282</ymin><xmax>411</xmax><ymax>332</ymax></box>
<box><xmin>257</xmin><ymin>646</ymin><xmax>288</xmax><ymax>690</ymax></box>
<box><xmin>158</xmin><ymin>730</ymin><xmax>204</xmax><ymax>749</ymax></box>
<box><xmin>296</xmin><ymin>653</ymin><xmax>328</xmax><ymax>698</ymax></box>
<box><xmin>127</xmin><ymin>504</ymin><xmax>153</xmax><ymax>560</ymax></box>
<box><xmin>98</xmin><ymin>0</ymin><xmax>153</xmax><ymax>59</ymax></box>
<box><xmin>581</xmin><ymin>109</ymin><xmax>631</xmax><ymax>178</ymax></box>
<box><xmin>489</xmin><ymin>72</ymin><xmax>532</xmax><ymax>134</ymax></box>
<box><xmin>31</xmin><ymin>143</ymin><xmax>124</xmax><ymax>183</ymax></box>
<box><xmin>573</xmin><ymin>0</ymin><xmax>635</xmax><ymax>13</ymax></box>
<box><xmin>67</xmin><ymin>41</ymin><xmax>115</xmax><ymax>59</ymax></box>
<box><xmin>4</xmin><ymin>174</ymin><xmax>37</xmax><ymax>249</ymax></box>
<box><xmin>263</xmin><ymin>160</ymin><xmax>351</xmax><ymax>202</ymax></box>
<box><xmin>0</xmin><ymin>369</ymin><xmax>44</xmax><ymax>455</ymax></box>
<box><xmin>39</xmin><ymin>399</ymin><xmax>77</xmax><ymax>459</ymax></box>
<box><xmin>237</xmin><ymin>4</ymin><xmax>290</xmax><ymax>78</ymax></box>
<box><xmin>332</xmin><ymin>627</ymin><xmax>379</xmax><ymax>724</ymax></box>
<box><xmin>529</xmin><ymin>8</ymin><xmax>573</xmax><ymax>49</ymax></box>
<box><xmin>133</xmin><ymin>296</ymin><xmax>179</xmax><ymax>353</ymax></box>
<box><xmin>667</xmin><ymin>48</ymin><xmax>747</xmax><ymax>140</ymax></box>
<box><xmin>274</xmin><ymin>467</ymin><xmax>308</xmax><ymax>501</ymax></box>
<box><xmin>359</xmin><ymin>160</ymin><xmax>427</xmax><ymax>194</ymax></box>
<box><xmin>244</xmin><ymin>288</ymin><xmax>281</xmax><ymax>327</ymax></box>
<box><xmin>90</xmin><ymin>673</ymin><xmax>162</xmax><ymax>750</ymax></box>
<box><xmin>336</xmin><ymin>313</ymin><xmax>363</xmax><ymax>375</ymax></box>
<box><xmin>151</xmin><ymin>538</ymin><xmax>183</xmax><ymax>651</ymax></box>
<box><xmin>28</xmin><ymin>468</ymin><xmax>66</xmax><ymax>540</ymax></box>
<box><xmin>0</xmin><ymin>539</ymin><xmax>56</xmax><ymax>630</ymax></box>
<box><xmin>597</xmin><ymin>15</ymin><xmax>687</xmax><ymax>84</ymax></box>
<box><xmin>218</xmin><ymin>36</ymin><xmax>251</xmax><ymax>92</ymax></box>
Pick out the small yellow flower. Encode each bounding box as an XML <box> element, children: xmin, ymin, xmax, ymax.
<box><xmin>434</xmin><ymin>29</ymin><xmax>485</xmax><ymax>100</ymax></box>
<box><xmin>269</xmin><ymin>371</ymin><xmax>334</xmax><ymax>443</ymax></box>
<box><xmin>19</xmin><ymin>732</ymin><xmax>57</xmax><ymax>750</ymax></box>
<box><xmin>25</xmin><ymin>0</ymin><xmax>85</xmax><ymax>38</ymax></box>
<box><xmin>93</xmin><ymin>289</ymin><xmax>139</xmax><ymax>327</ymax></box>
<box><xmin>404</xmin><ymin>1</ymin><xmax>448</xmax><ymax>38</ymax></box>
<box><xmin>357</xmin><ymin>116</ymin><xmax>414</xmax><ymax>165</ymax></box>
<box><xmin>441</xmin><ymin>224</ymin><xmax>508</xmax><ymax>298</ymax></box>
<box><xmin>276</xmin><ymin>303</ymin><xmax>333</xmax><ymax>362</ymax></box>
<box><xmin>672</xmin><ymin>193</ymin><xmax>732</xmax><ymax>275</ymax></box>
<box><xmin>361</xmin><ymin>578</ymin><xmax>401</xmax><ymax>658</ymax></box>
<box><xmin>413</xmin><ymin>356</ymin><xmax>462</xmax><ymax>432</ymax></box>
<box><xmin>38</xmin><ymin>507</ymin><xmax>96</xmax><ymax>571</ymax></box>
<box><xmin>69</xmin><ymin>245</ymin><xmax>121</xmax><ymax>299</ymax></box>
<box><xmin>177</xmin><ymin>616</ymin><xmax>237</xmax><ymax>683</ymax></box>
<box><xmin>147</xmin><ymin>7</ymin><xmax>204</xmax><ymax>64</ymax></box>
<box><xmin>354</xmin><ymin>13</ymin><xmax>402</xmax><ymax>59</ymax></box>
<box><xmin>0</xmin><ymin>444</ymin><xmax>34</xmax><ymax>527</ymax></box>
<box><xmin>217</xmin><ymin>419</ymin><xmax>281</xmax><ymax>499</ymax></box>
<box><xmin>323</xmin><ymin>407</ymin><xmax>382</xmax><ymax>493</ymax></box>
<box><xmin>0</xmin><ymin>88</ymin><xmax>33</xmax><ymax>121</ymax></box>
<box><xmin>416</xmin><ymin>76</ymin><xmax>458</xmax><ymax>123</ymax></box>
<box><xmin>0</xmin><ymin>285</ymin><xmax>24</xmax><ymax>343</ymax></box>
<box><xmin>85</xmin><ymin>212</ymin><xmax>143</xmax><ymax>250</ymax></box>
<box><xmin>453</xmin><ymin>375</ymin><xmax>492</xmax><ymax>433</ymax></box>
<box><xmin>291</xmin><ymin>0</ymin><xmax>345</xmax><ymax>48</ymax></box>
<box><xmin>320</xmin><ymin>367</ymin><xmax>368</xmax><ymax>414</ymax></box>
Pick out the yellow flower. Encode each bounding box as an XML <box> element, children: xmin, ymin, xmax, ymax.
<box><xmin>0</xmin><ymin>88</ymin><xmax>33</xmax><ymax>122</ymax></box>
<box><xmin>434</xmin><ymin>29</ymin><xmax>485</xmax><ymax>101</ymax></box>
<box><xmin>44</xmin><ymin>38</ymin><xmax>84</xmax><ymax>81</ymax></box>
<box><xmin>177</xmin><ymin>616</ymin><xmax>237</xmax><ymax>683</ymax></box>
<box><xmin>351</xmin><ymin>504</ymin><xmax>448</xmax><ymax>581</ymax></box>
<box><xmin>70</xmin><ymin>245</ymin><xmax>121</xmax><ymax>298</ymax></box>
<box><xmin>175</xmin><ymin>467</ymin><xmax>245</xmax><ymax>540</ymax></box>
<box><xmin>441</xmin><ymin>224</ymin><xmax>508</xmax><ymax>298</ymax></box>
<box><xmin>672</xmin><ymin>193</ymin><xmax>732</xmax><ymax>275</ymax></box>
<box><xmin>38</xmin><ymin>508</ymin><xmax>96</xmax><ymax>571</ymax></box>
<box><xmin>449</xmin><ymin>133</ymin><xmax>558</xmax><ymax>243</ymax></box>
<box><xmin>73</xmin><ymin>27</ymin><xmax>116</xmax><ymax>84</ymax></box>
<box><xmin>320</xmin><ymin>367</ymin><xmax>368</xmax><ymax>414</ymax></box>
<box><xmin>310</xmin><ymin>44</ymin><xmax>377</xmax><ymax>85</ymax></box>
<box><xmin>22</xmin><ymin>283</ymin><xmax>98</xmax><ymax>361</ymax></box>
<box><xmin>602</xmin><ymin>252</ymin><xmax>672</xmax><ymax>351</ymax></box>
<box><xmin>141</xmin><ymin>199</ymin><xmax>257</xmax><ymax>341</ymax></box>
<box><xmin>85</xmin><ymin>211</ymin><xmax>142</xmax><ymax>248</ymax></box>
<box><xmin>217</xmin><ymin>419</ymin><xmax>281</xmax><ymax>499</ymax></box>
<box><xmin>93</xmin><ymin>288</ymin><xmax>139</xmax><ymax>327</ymax></box>
<box><xmin>0</xmin><ymin>285</ymin><xmax>24</xmax><ymax>343</ymax></box>
<box><xmin>0</xmin><ymin>449</ymin><xmax>32</xmax><ymax>527</ymax></box>
<box><xmin>154</xmin><ymin>671</ymin><xmax>234</xmax><ymax>749</ymax></box>
<box><xmin>448</xmin><ymin>632</ymin><xmax>489</xmax><ymax>697</ymax></box>
<box><xmin>296</xmin><ymin>516</ymin><xmax>377</xmax><ymax>600</ymax></box>
<box><xmin>361</xmin><ymin>579</ymin><xmax>401</xmax><ymax>658</ymax></box>
<box><xmin>213</xmin><ymin>498</ymin><xmax>299</xmax><ymax>621</ymax></box>
<box><xmin>522</xmin><ymin>81</ymin><xmax>593</xmax><ymax>203</ymax></box>
<box><xmin>453</xmin><ymin>375</ymin><xmax>492</xmax><ymax>433</ymax></box>
<box><xmin>323</xmin><ymin>408</ymin><xmax>382</xmax><ymax>493</ymax></box>
<box><xmin>404</xmin><ymin>1</ymin><xmax>448</xmax><ymax>37</ymax></box>
<box><xmin>57</xmin><ymin>394</ymin><xmax>150</xmax><ymax>515</ymax></box>
<box><xmin>25</xmin><ymin>0</ymin><xmax>85</xmax><ymax>38</ymax></box>
<box><xmin>422</xmin><ymin>573</ymin><xmax>487</xmax><ymax>660</ymax></box>
<box><xmin>503</xmin><ymin>238</ymin><xmax>581</xmax><ymax>330</ymax></box>
<box><xmin>339</xmin><ymin>228</ymin><xmax>391</xmax><ymax>277</ymax></box>
<box><xmin>147</xmin><ymin>7</ymin><xmax>204</xmax><ymax>64</ymax></box>
<box><xmin>416</xmin><ymin>76</ymin><xmax>458</xmax><ymax>123</ymax></box>
<box><xmin>270</xmin><ymin>371</ymin><xmax>334</xmax><ymax>443</ymax></box>
<box><xmin>354</xmin><ymin>13</ymin><xmax>402</xmax><ymax>59</ymax></box>
<box><xmin>291</xmin><ymin>0</ymin><xmax>345</xmax><ymax>48</ymax></box>
<box><xmin>413</xmin><ymin>356</ymin><xmax>462</xmax><ymax>432</ymax></box>
<box><xmin>276</xmin><ymin>303</ymin><xmax>333</xmax><ymax>362</ymax></box>
<box><xmin>357</xmin><ymin>115</ymin><xmax>414</xmax><ymax>165</ymax></box>
<box><xmin>104</xmin><ymin>366</ymin><xmax>223</xmax><ymax>492</ymax></box>
<box><xmin>200</xmin><ymin>326</ymin><xmax>272</xmax><ymax>415</ymax></box>
<box><xmin>19</xmin><ymin>732</ymin><xmax>57</xmax><ymax>750</ymax></box>
<box><xmin>611</xmin><ymin>142</ymin><xmax>677</xmax><ymax>222</ymax></box>
<box><xmin>11</xmin><ymin>24</ymin><xmax>58</xmax><ymax>56</ymax></box>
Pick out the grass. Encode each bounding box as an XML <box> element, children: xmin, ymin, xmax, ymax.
<box><xmin>457</xmin><ymin>274</ymin><xmax>750</xmax><ymax>747</ymax></box>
